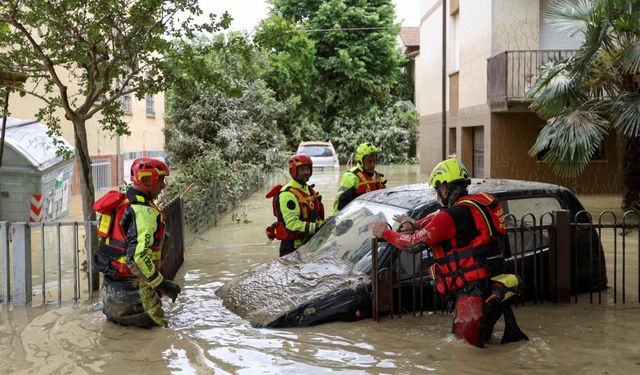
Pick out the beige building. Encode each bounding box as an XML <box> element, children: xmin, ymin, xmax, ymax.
<box><xmin>7</xmin><ymin>82</ymin><xmax>165</xmax><ymax>193</ymax></box>
<box><xmin>416</xmin><ymin>0</ymin><xmax>621</xmax><ymax>194</ymax></box>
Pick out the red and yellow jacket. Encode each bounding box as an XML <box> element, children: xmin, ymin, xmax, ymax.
<box><xmin>93</xmin><ymin>187</ymin><xmax>165</xmax><ymax>288</ymax></box>
<box><xmin>383</xmin><ymin>193</ymin><xmax>506</xmax><ymax>294</ymax></box>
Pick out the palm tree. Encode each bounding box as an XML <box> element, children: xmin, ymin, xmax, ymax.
<box><xmin>527</xmin><ymin>0</ymin><xmax>640</xmax><ymax>209</ymax></box>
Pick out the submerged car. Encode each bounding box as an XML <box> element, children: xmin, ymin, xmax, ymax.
<box><xmin>296</xmin><ymin>141</ymin><xmax>339</xmax><ymax>169</ymax></box>
<box><xmin>218</xmin><ymin>179</ymin><xmax>607</xmax><ymax>328</ymax></box>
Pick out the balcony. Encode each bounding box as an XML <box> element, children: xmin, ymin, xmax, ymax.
<box><xmin>487</xmin><ymin>50</ymin><xmax>576</xmax><ymax>112</ymax></box>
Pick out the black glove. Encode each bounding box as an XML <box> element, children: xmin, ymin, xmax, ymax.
<box><xmin>156</xmin><ymin>279</ymin><xmax>181</xmax><ymax>302</ymax></box>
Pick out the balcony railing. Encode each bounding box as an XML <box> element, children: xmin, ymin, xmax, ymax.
<box><xmin>487</xmin><ymin>50</ymin><xmax>576</xmax><ymax>111</ymax></box>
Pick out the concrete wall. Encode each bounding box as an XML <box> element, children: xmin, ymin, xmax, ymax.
<box><xmin>8</xmin><ymin>90</ymin><xmax>165</xmax><ymax>157</ymax></box>
<box><xmin>457</xmin><ymin>0</ymin><xmax>492</xmax><ymax>109</ymax></box>
<box><xmin>491</xmin><ymin>112</ymin><xmax>622</xmax><ymax>194</ymax></box>
<box><xmin>417</xmin><ymin>0</ymin><xmax>446</xmax><ymax>173</ymax></box>
<box><xmin>492</xmin><ymin>0</ymin><xmax>539</xmax><ymax>54</ymax></box>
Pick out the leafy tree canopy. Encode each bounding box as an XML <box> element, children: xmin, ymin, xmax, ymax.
<box><xmin>0</xmin><ymin>0</ymin><xmax>229</xmax><ymax>220</ymax></box>
<box><xmin>259</xmin><ymin>0</ymin><xmax>409</xmax><ymax>127</ymax></box>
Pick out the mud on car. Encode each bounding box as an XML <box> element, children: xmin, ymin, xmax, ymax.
<box><xmin>218</xmin><ymin>179</ymin><xmax>607</xmax><ymax>328</ymax></box>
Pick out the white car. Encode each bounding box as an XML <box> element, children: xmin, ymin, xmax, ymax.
<box><xmin>296</xmin><ymin>141</ymin><xmax>339</xmax><ymax>169</ymax></box>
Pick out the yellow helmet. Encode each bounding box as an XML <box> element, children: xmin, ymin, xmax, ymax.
<box><xmin>356</xmin><ymin>143</ymin><xmax>378</xmax><ymax>166</ymax></box>
<box><xmin>428</xmin><ymin>157</ymin><xmax>471</xmax><ymax>187</ymax></box>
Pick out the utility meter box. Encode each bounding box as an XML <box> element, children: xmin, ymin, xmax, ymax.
<box><xmin>0</xmin><ymin>117</ymin><xmax>75</xmax><ymax>222</ymax></box>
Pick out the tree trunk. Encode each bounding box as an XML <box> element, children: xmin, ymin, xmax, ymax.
<box><xmin>622</xmin><ymin>135</ymin><xmax>640</xmax><ymax>211</ymax></box>
<box><xmin>72</xmin><ymin>118</ymin><xmax>100</xmax><ymax>291</ymax></box>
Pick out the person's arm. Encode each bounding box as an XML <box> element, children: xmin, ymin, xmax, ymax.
<box><xmin>333</xmin><ymin>172</ymin><xmax>359</xmax><ymax>214</ymax></box>
<box><xmin>414</xmin><ymin>211</ymin><xmax>439</xmax><ymax>229</ymax></box>
<box><xmin>123</xmin><ymin>205</ymin><xmax>164</xmax><ymax>288</ymax></box>
<box><xmin>279</xmin><ymin>191</ymin><xmax>321</xmax><ymax>236</ymax></box>
<box><xmin>375</xmin><ymin>211</ymin><xmax>456</xmax><ymax>249</ymax></box>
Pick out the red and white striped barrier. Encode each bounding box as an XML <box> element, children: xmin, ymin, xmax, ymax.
<box><xmin>29</xmin><ymin>194</ymin><xmax>43</xmax><ymax>222</ymax></box>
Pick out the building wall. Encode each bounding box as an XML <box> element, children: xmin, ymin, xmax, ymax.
<box><xmin>491</xmin><ymin>112</ymin><xmax>622</xmax><ymax>194</ymax></box>
<box><xmin>492</xmin><ymin>0</ymin><xmax>539</xmax><ymax>54</ymax></box>
<box><xmin>457</xmin><ymin>1</ymin><xmax>492</xmax><ymax>109</ymax></box>
<box><xmin>6</xmin><ymin>72</ymin><xmax>166</xmax><ymax>192</ymax></box>
<box><xmin>418</xmin><ymin>0</ymin><xmax>446</xmax><ymax>174</ymax></box>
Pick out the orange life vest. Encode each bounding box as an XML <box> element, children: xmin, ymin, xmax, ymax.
<box><xmin>431</xmin><ymin>193</ymin><xmax>506</xmax><ymax>294</ymax></box>
<box><xmin>93</xmin><ymin>190</ymin><xmax>165</xmax><ymax>278</ymax></box>
<box><xmin>265</xmin><ymin>183</ymin><xmax>324</xmax><ymax>241</ymax></box>
<box><xmin>352</xmin><ymin>168</ymin><xmax>386</xmax><ymax>195</ymax></box>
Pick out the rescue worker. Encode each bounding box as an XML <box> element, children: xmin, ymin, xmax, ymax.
<box><xmin>371</xmin><ymin>157</ymin><xmax>528</xmax><ymax>347</ymax></box>
<box><xmin>93</xmin><ymin>157</ymin><xmax>181</xmax><ymax>328</ymax></box>
<box><xmin>333</xmin><ymin>143</ymin><xmax>387</xmax><ymax>214</ymax></box>
<box><xmin>265</xmin><ymin>154</ymin><xmax>325</xmax><ymax>257</ymax></box>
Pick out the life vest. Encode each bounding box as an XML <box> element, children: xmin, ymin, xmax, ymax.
<box><xmin>430</xmin><ymin>193</ymin><xmax>506</xmax><ymax>294</ymax></box>
<box><xmin>352</xmin><ymin>168</ymin><xmax>386</xmax><ymax>195</ymax></box>
<box><xmin>93</xmin><ymin>190</ymin><xmax>165</xmax><ymax>278</ymax></box>
<box><xmin>265</xmin><ymin>183</ymin><xmax>324</xmax><ymax>241</ymax></box>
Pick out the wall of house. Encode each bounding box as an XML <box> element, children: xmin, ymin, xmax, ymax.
<box><xmin>457</xmin><ymin>1</ymin><xmax>492</xmax><ymax>109</ymax></box>
<box><xmin>6</xmin><ymin>71</ymin><xmax>165</xmax><ymax>192</ymax></box>
<box><xmin>491</xmin><ymin>112</ymin><xmax>622</xmax><ymax>194</ymax></box>
<box><xmin>492</xmin><ymin>0</ymin><xmax>539</xmax><ymax>54</ymax></box>
<box><xmin>417</xmin><ymin>0</ymin><xmax>447</xmax><ymax>173</ymax></box>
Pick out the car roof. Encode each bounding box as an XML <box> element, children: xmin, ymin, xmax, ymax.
<box><xmin>361</xmin><ymin>178</ymin><xmax>574</xmax><ymax>210</ymax></box>
<box><xmin>299</xmin><ymin>141</ymin><xmax>333</xmax><ymax>147</ymax></box>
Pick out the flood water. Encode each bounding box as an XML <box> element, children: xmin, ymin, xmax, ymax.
<box><xmin>1</xmin><ymin>165</ymin><xmax>639</xmax><ymax>374</ymax></box>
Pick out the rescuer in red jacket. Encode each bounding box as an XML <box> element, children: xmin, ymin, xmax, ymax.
<box><xmin>372</xmin><ymin>157</ymin><xmax>528</xmax><ymax>347</ymax></box>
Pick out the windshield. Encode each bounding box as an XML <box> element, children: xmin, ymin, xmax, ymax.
<box><xmin>300</xmin><ymin>145</ymin><xmax>334</xmax><ymax>157</ymax></box>
<box><xmin>297</xmin><ymin>200</ymin><xmax>408</xmax><ymax>274</ymax></box>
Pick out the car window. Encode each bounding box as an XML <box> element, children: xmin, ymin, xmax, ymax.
<box><xmin>502</xmin><ymin>196</ymin><xmax>561</xmax><ymax>257</ymax></box>
<box><xmin>297</xmin><ymin>200</ymin><xmax>408</xmax><ymax>272</ymax></box>
<box><xmin>300</xmin><ymin>145</ymin><xmax>334</xmax><ymax>157</ymax></box>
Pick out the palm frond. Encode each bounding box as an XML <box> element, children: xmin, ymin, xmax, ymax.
<box><xmin>545</xmin><ymin>0</ymin><xmax>592</xmax><ymax>38</ymax></box>
<box><xmin>527</xmin><ymin>60</ymin><xmax>584</xmax><ymax>119</ymax></box>
<box><xmin>618</xmin><ymin>41</ymin><xmax>640</xmax><ymax>75</ymax></box>
<box><xmin>529</xmin><ymin>108</ymin><xmax>609</xmax><ymax>177</ymax></box>
<box><xmin>610</xmin><ymin>92</ymin><xmax>640</xmax><ymax>137</ymax></box>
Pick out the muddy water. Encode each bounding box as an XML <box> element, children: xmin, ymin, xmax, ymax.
<box><xmin>1</xmin><ymin>165</ymin><xmax>639</xmax><ymax>374</ymax></box>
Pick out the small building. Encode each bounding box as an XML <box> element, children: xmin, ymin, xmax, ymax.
<box><xmin>0</xmin><ymin>117</ymin><xmax>75</xmax><ymax>222</ymax></box>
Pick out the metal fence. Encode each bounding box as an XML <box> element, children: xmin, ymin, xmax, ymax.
<box><xmin>371</xmin><ymin>209</ymin><xmax>640</xmax><ymax>321</ymax></box>
<box><xmin>0</xmin><ymin>196</ymin><xmax>185</xmax><ymax>306</ymax></box>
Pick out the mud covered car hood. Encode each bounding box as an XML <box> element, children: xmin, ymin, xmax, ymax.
<box><xmin>217</xmin><ymin>251</ymin><xmax>369</xmax><ymax>327</ymax></box>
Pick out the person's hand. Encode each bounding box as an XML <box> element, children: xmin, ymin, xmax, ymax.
<box><xmin>393</xmin><ymin>214</ymin><xmax>415</xmax><ymax>233</ymax></box>
<box><xmin>393</xmin><ymin>214</ymin><xmax>414</xmax><ymax>225</ymax></box>
<box><xmin>371</xmin><ymin>221</ymin><xmax>390</xmax><ymax>238</ymax></box>
<box><xmin>156</xmin><ymin>279</ymin><xmax>181</xmax><ymax>303</ymax></box>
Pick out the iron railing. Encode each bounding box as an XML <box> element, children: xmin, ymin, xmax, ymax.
<box><xmin>0</xmin><ymin>196</ymin><xmax>185</xmax><ymax>306</ymax></box>
<box><xmin>371</xmin><ymin>209</ymin><xmax>640</xmax><ymax>321</ymax></box>
<box><xmin>487</xmin><ymin>50</ymin><xmax>577</xmax><ymax>108</ymax></box>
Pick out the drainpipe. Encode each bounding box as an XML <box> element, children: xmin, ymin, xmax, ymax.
<box><xmin>441</xmin><ymin>0</ymin><xmax>447</xmax><ymax>160</ymax></box>
<box><xmin>0</xmin><ymin>90</ymin><xmax>10</xmax><ymax>168</ymax></box>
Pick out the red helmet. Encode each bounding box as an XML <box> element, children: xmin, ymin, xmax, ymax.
<box><xmin>288</xmin><ymin>154</ymin><xmax>312</xmax><ymax>179</ymax></box>
<box><xmin>130</xmin><ymin>157</ymin><xmax>169</xmax><ymax>192</ymax></box>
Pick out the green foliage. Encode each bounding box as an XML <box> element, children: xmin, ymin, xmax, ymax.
<box><xmin>259</xmin><ymin>0</ymin><xmax>413</xmax><ymax>132</ymax></box>
<box><xmin>330</xmin><ymin>102</ymin><xmax>418</xmax><ymax>164</ymax></box>
<box><xmin>527</xmin><ymin>0</ymin><xmax>640</xmax><ymax>179</ymax></box>
<box><xmin>0</xmin><ymin>0</ymin><xmax>229</xmax><ymax>220</ymax></box>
